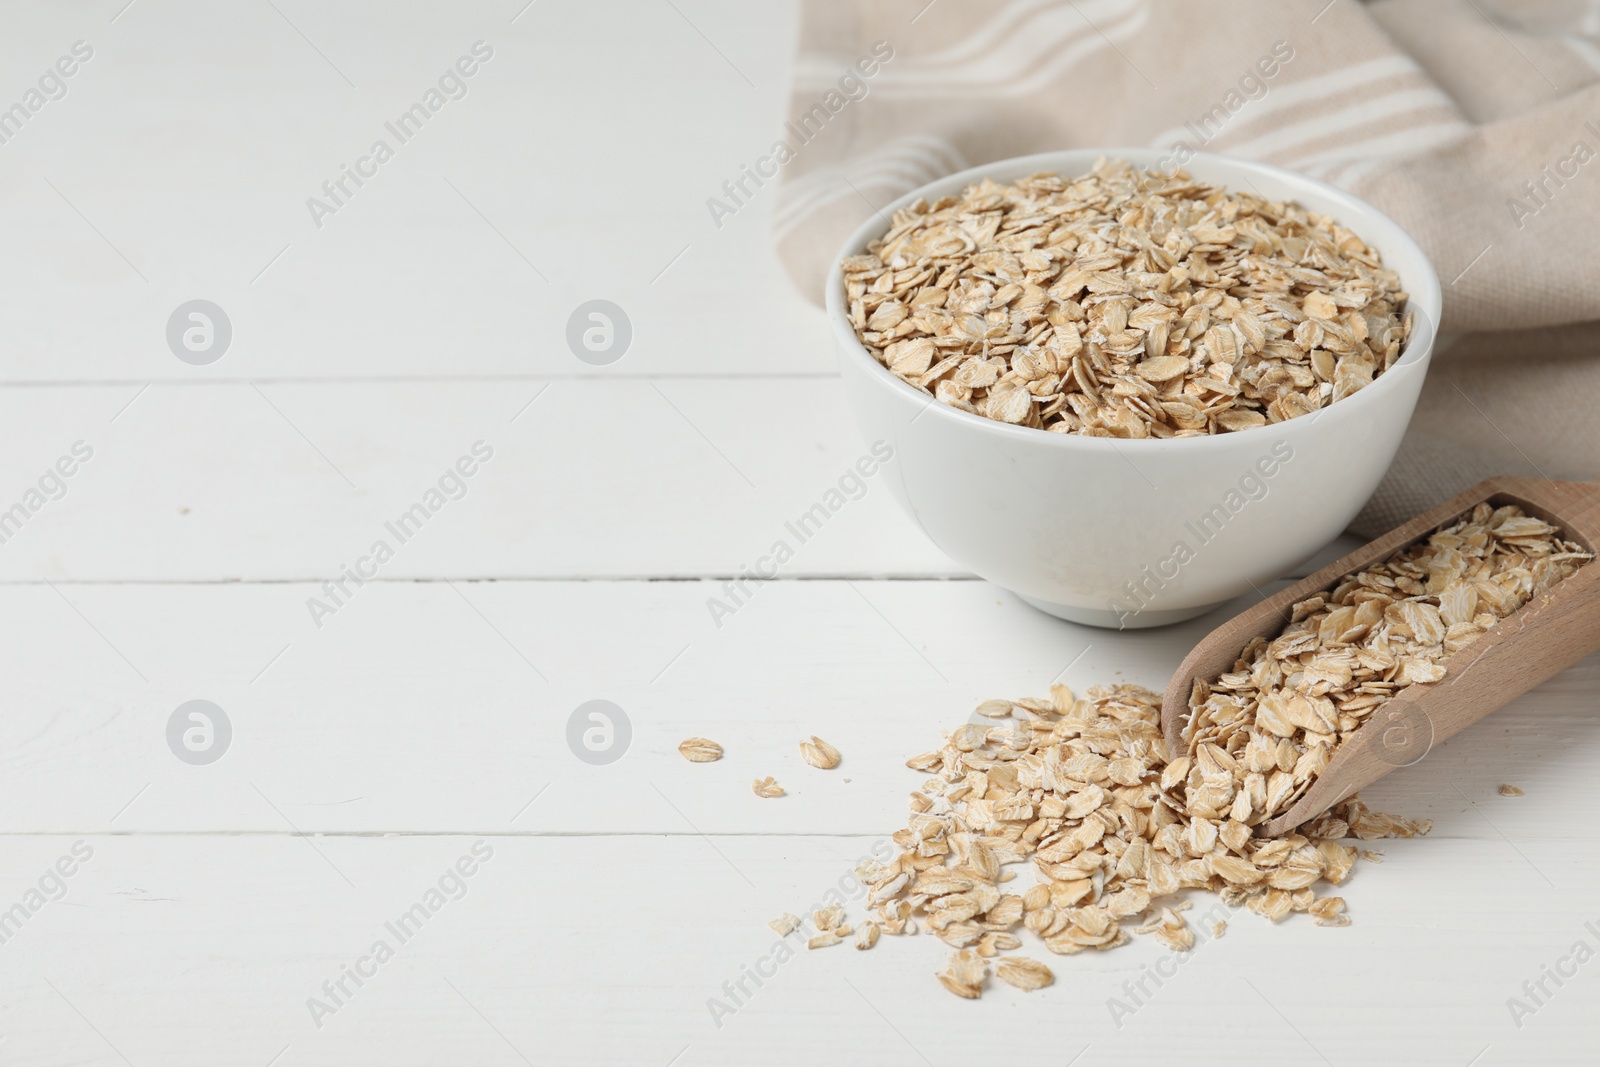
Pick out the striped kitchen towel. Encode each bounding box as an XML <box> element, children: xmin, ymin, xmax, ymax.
<box><xmin>774</xmin><ymin>0</ymin><xmax>1600</xmax><ymax>536</ymax></box>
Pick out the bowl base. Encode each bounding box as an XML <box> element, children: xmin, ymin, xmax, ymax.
<box><xmin>1016</xmin><ymin>593</ymin><xmax>1218</xmax><ymax>630</ymax></box>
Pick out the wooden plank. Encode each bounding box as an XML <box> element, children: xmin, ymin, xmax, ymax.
<box><xmin>4</xmin><ymin>578</ymin><xmax>1597</xmax><ymax>842</ymax></box>
<box><xmin>0</xmin><ymin>379</ymin><xmax>961</xmax><ymax>581</ymax></box>
<box><xmin>0</xmin><ymin>833</ymin><xmax>1592</xmax><ymax>1065</ymax></box>
<box><xmin>0</xmin><ymin>0</ymin><xmax>829</xmax><ymax>382</ymax></box>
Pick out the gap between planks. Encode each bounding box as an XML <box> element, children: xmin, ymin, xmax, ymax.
<box><xmin>0</xmin><ymin>574</ymin><xmax>985</xmax><ymax>587</ymax></box>
<box><xmin>0</xmin><ymin>372</ymin><xmax>845</xmax><ymax>387</ymax></box>
<box><xmin>0</xmin><ymin>830</ymin><xmax>892</xmax><ymax>839</ymax></box>
<box><xmin>0</xmin><ymin>571</ymin><xmax>1344</xmax><ymax>586</ymax></box>
<box><xmin>0</xmin><ymin>828</ymin><xmax>1523</xmax><ymax>840</ymax></box>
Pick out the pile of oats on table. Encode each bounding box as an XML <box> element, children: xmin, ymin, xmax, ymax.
<box><xmin>787</xmin><ymin>504</ymin><xmax>1589</xmax><ymax>998</ymax></box>
<box><xmin>840</xmin><ymin>158</ymin><xmax>1411</xmax><ymax>438</ymax></box>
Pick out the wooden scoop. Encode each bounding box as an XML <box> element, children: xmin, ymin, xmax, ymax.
<box><xmin>1161</xmin><ymin>476</ymin><xmax>1600</xmax><ymax>838</ymax></box>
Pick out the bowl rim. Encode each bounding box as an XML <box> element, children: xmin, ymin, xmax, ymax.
<box><xmin>824</xmin><ymin>147</ymin><xmax>1442</xmax><ymax>454</ymax></box>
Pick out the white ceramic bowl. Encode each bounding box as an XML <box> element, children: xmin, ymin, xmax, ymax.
<box><xmin>828</xmin><ymin>149</ymin><xmax>1440</xmax><ymax>628</ymax></box>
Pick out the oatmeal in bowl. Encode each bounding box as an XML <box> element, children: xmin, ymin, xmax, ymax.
<box><xmin>839</xmin><ymin>160</ymin><xmax>1411</xmax><ymax>439</ymax></box>
<box><xmin>827</xmin><ymin>150</ymin><xmax>1440</xmax><ymax>628</ymax></box>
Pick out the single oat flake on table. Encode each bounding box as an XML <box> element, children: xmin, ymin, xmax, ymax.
<box><xmin>800</xmin><ymin>736</ymin><xmax>842</xmax><ymax>769</ymax></box>
<box><xmin>785</xmin><ymin>505</ymin><xmax>1587</xmax><ymax>999</ymax></box>
<box><xmin>841</xmin><ymin>159</ymin><xmax>1411</xmax><ymax>438</ymax></box>
<box><xmin>677</xmin><ymin>737</ymin><xmax>723</xmax><ymax>763</ymax></box>
<box><xmin>768</xmin><ymin>913</ymin><xmax>801</xmax><ymax>936</ymax></box>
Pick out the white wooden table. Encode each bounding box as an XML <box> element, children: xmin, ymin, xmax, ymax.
<box><xmin>2</xmin><ymin>2</ymin><xmax>1596</xmax><ymax>1064</ymax></box>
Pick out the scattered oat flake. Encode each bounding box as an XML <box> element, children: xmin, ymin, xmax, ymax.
<box><xmin>937</xmin><ymin>949</ymin><xmax>986</xmax><ymax>999</ymax></box>
<box><xmin>1499</xmin><ymin>784</ymin><xmax>1525</xmax><ymax>797</ymax></box>
<box><xmin>801</xmin><ymin>736</ymin><xmax>842</xmax><ymax>769</ymax></box>
<box><xmin>937</xmin><ymin>974</ymin><xmax>981</xmax><ymax>999</ymax></box>
<box><xmin>995</xmin><ymin>956</ymin><xmax>1054</xmax><ymax>991</ymax></box>
<box><xmin>677</xmin><ymin>737</ymin><xmax>723</xmax><ymax>763</ymax></box>
<box><xmin>1310</xmin><ymin>896</ymin><xmax>1350</xmax><ymax>927</ymax></box>
<box><xmin>752</xmin><ymin>776</ymin><xmax>784</xmax><ymax>798</ymax></box>
<box><xmin>768</xmin><ymin>913</ymin><xmax>800</xmax><ymax>936</ymax></box>
<box><xmin>807</xmin><ymin>931</ymin><xmax>842</xmax><ymax>950</ymax></box>
<box><xmin>856</xmin><ymin>922</ymin><xmax>880</xmax><ymax>950</ymax></box>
